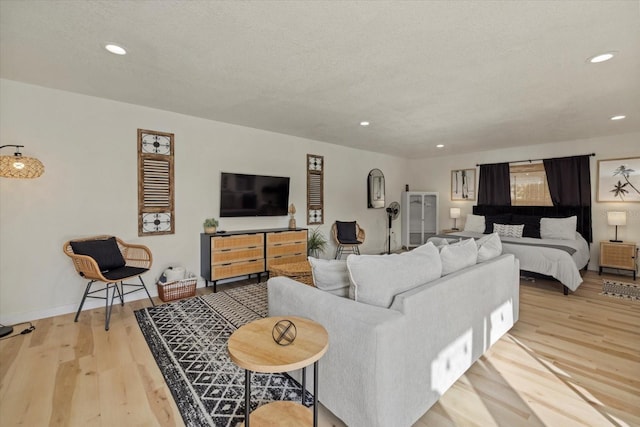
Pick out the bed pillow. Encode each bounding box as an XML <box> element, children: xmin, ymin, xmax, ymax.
<box><xmin>464</xmin><ymin>214</ymin><xmax>485</xmax><ymax>233</ymax></box>
<box><xmin>540</xmin><ymin>216</ymin><xmax>577</xmax><ymax>240</ymax></box>
<box><xmin>475</xmin><ymin>233</ymin><xmax>502</xmax><ymax>262</ymax></box>
<box><xmin>493</xmin><ymin>223</ymin><xmax>524</xmax><ymax>238</ymax></box>
<box><xmin>511</xmin><ymin>215</ymin><xmax>542</xmax><ymax>238</ymax></box>
<box><xmin>484</xmin><ymin>214</ymin><xmax>512</xmax><ymax>234</ymax></box>
<box><xmin>346</xmin><ymin>242</ymin><xmax>442</xmax><ymax>308</ymax></box>
<box><xmin>308</xmin><ymin>257</ymin><xmax>350</xmax><ymax>297</ymax></box>
<box><xmin>70</xmin><ymin>237</ymin><xmax>125</xmax><ymax>271</ymax></box>
<box><xmin>440</xmin><ymin>238</ymin><xmax>478</xmax><ymax>275</ymax></box>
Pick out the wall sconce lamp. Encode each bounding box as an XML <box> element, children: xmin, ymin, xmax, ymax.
<box><xmin>0</xmin><ymin>145</ymin><xmax>45</xmax><ymax>179</ymax></box>
<box><xmin>450</xmin><ymin>207</ymin><xmax>461</xmax><ymax>230</ymax></box>
<box><xmin>607</xmin><ymin>211</ymin><xmax>626</xmax><ymax>243</ymax></box>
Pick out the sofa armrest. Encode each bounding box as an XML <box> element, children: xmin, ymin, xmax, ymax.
<box><xmin>268</xmin><ymin>277</ymin><xmax>407</xmax><ymax>427</ymax></box>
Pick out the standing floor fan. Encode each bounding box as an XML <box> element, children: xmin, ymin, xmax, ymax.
<box><xmin>386</xmin><ymin>201</ymin><xmax>400</xmax><ymax>254</ymax></box>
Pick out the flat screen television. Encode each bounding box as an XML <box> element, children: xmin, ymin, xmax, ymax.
<box><xmin>220</xmin><ymin>172</ymin><xmax>290</xmax><ymax>217</ymax></box>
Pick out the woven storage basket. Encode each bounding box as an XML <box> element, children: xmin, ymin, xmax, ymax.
<box><xmin>270</xmin><ymin>261</ymin><xmax>314</xmax><ymax>286</ymax></box>
<box><xmin>157</xmin><ymin>277</ymin><xmax>197</xmax><ymax>302</ymax></box>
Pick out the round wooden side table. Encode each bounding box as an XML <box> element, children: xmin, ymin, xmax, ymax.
<box><xmin>227</xmin><ymin>316</ymin><xmax>329</xmax><ymax>427</ymax></box>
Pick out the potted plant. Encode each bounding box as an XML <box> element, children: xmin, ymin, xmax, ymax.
<box><xmin>203</xmin><ymin>218</ymin><xmax>219</xmax><ymax>234</ymax></box>
<box><xmin>307</xmin><ymin>227</ymin><xmax>328</xmax><ymax>258</ymax></box>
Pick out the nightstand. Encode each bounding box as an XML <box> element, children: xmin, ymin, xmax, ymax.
<box><xmin>599</xmin><ymin>241</ymin><xmax>638</xmax><ymax>280</ymax></box>
<box><xmin>440</xmin><ymin>229</ymin><xmax>461</xmax><ymax>235</ymax></box>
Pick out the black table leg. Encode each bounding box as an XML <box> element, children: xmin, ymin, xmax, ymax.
<box><xmin>313</xmin><ymin>361</ymin><xmax>319</xmax><ymax>427</ymax></box>
<box><xmin>245</xmin><ymin>369</ymin><xmax>251</xmax><ymax>427</ymax></box>
<box><xmin>302</xmin><ymin>366</ymin><xmax>307</xmax><ymax>405</ymax></box>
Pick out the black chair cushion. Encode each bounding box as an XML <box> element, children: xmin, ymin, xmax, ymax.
<box><xmin>511</xmin><ymin>214</ymin><xmax>542</xmax><ymax>238</ymax></box>
<box><xmin>102</xmin><ymin>266</ymin><xmax>149</xmax><ymax>281</ymax></box>
<box><xmin>484</xmin><ymin>214</ymin><xmax>512</xmax><ymax>234</ymax></box>
<box><xmin>336</xmin><ymin>221</ymin><xmax>358</xmax><ymax>243</ymax></box>
<box><xmin>70</xmin><ymin>237</ymin><xmax>126</xmax><ymax>271</ymax></box>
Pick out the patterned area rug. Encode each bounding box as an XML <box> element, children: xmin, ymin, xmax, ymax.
<box><xmin>601</xmin><ymin>279</ymin><xmax>640</xmax><ymax>300</ymax></box>
<box><xmin>135</xmin><ymin>282</ymin><xmax>312</xmax><ymax>427</ymax></box>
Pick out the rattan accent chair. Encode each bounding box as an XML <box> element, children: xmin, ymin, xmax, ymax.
<box><xmin>63</xmin><ymin>235</ymin><xmax>155</xmax><ymax>330</ymax></box>
<box><xmin>332</xmin><ymin>221</ymin><xmax>366</xmax><ymax>259</ymax></box>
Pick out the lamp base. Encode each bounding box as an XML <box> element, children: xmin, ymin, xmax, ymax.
<box><xmin>0</xmin><ymin>325</ymin><xmax>13</xmax><ymax>338</ymax></box>
<box><xmin>609</xmin><ymin>239</ymin><xmax>623</xmax><ymax>243</ymax></box>
<box><xmin>452</xmin><ymin>228</ymin><xmax>460</xmax><ymax>231</ymax></box>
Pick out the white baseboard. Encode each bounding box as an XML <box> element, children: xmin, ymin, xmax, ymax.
<box><xmin>0</xmin><ymin>275</ymin><xmax>253</xmax><ymax>327</ymax></box>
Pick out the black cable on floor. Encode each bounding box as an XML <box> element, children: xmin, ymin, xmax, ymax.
<box><xmin>0</xmin><ymin>322</ymin><xmax>36</xmax><ymax>340</ymax></box>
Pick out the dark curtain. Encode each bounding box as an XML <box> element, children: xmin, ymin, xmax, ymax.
<box><xmin>543</xmin><ymin>155</ymin><xmax>592</xmax><ymax>242</ymax></box>
<box><xmin>478</xmin><ymin>163</ymin><xmax>511</xmax><ymax>205</ymax></box>
<box><xmin>543</xmin><ymin>155</ymin><xmax>591</xmax><ymax>206</ymax></box>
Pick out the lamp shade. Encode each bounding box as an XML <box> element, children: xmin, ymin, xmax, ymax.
<box><xmin>450</xmin><ymin>207</ymin><xmax>461</xmax><ymax>219</ymax></box>
<box><xmin>0</xmin><ymin>153</ymin><xmax>45</xmax><ymax>178</ymax></box>
<box><xmin>607</xmin><ymin>211</ymin><xmax>626</xmax><ymax>226</ymax></box>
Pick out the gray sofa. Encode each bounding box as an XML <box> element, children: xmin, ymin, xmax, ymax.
<box><xmin>268</xmin><ymin>253</ymin><xmax>520</xmax><ymax>427</ymax></box>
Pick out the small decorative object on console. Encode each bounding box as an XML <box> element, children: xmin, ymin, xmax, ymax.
<box><xmin>203</xmin><ymin>217</ymin><xmax>218</xmax><ymax>234</ymax></box>
<box><xmin>288</xmin><ymin>203</ymin><xmax>296</xmax><ymax>229</ymax></box>
<box><xmin>272</xmin><ymin>319</ymin><xmax>297</xmax><ymax>346</ymax></box>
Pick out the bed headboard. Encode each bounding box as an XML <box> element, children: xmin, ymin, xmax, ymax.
<box><xmin>472</xmin><ymin>205</ymin><xmax>592</xmax><ymax>243</ymax></box>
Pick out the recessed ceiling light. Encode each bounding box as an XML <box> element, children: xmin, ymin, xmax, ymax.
<box><xmin>105</xmin><ymin>44</ymin><xmax>127</xmax><ymax>55</ymax></box>
<box><xmin>360</xmin><ymin>121</ymin><xmax>370</xmax><ymax>126</ymax></box>
<box><xmin>587</xmin><ymin>52</ymin><xmax>615</xmax><ymax>63</ymax></box>
<box><xmin>610</xmin><ymin>115</ymin><xmax>626</xmax><ymax>121</ymax></box>
<box><xmin>436</xmin><ymin>144</ymin><xmax>444</xmax><ymax>148</ymax></box>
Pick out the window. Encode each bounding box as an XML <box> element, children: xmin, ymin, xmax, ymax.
<box><xmin>509</xmin><ymin>162</ymin><xmax>552</xmax><ymax>206</ymax></box>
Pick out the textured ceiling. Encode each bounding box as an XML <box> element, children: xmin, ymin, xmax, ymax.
<box><xmin>1</xmin><ymin>1</ymin><xmax>639</xmax><ymax>158</ymax></box>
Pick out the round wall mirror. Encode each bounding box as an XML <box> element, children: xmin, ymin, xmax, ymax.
<box><xmin>368</xmin><ymin>169</ymin><xmax>385</xmax><ymax>208</ymax></box>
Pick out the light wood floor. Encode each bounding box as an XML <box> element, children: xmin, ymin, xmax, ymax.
<box><xmin>1</xmin><ymin>271</ymin><xmax>638</xmax><ymax>427</ymax></box>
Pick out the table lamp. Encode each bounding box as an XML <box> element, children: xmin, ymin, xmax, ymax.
<box><xmin>450</xmin><ymin>207</ymin><xmax>461</xmax><ymax>230</ymax></box>
<box><xmin>607</xmin><ymin>211</ymin><xmax>626</xmax><ymax>242</ymax></box>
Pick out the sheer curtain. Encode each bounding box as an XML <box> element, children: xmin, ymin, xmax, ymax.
<box><xmin>478</xmin><ymin>163</ymin><xmax>511</xmax><ymax>205</ymax></box>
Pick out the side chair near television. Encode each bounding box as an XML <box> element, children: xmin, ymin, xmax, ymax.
<box><xmin>332</xmin><ymin>221</ymin><xmax>366</xmax><ymax>259</ymax></box>
<box><xmin>63</xmin><ymin>235</ymin><xmax>155</xmax><ymax>330</ymax></box>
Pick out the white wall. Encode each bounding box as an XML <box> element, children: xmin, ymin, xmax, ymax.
<box><xmin>407</xmin><ymin>134</ymin><xmax>640</xmax><ymax>271</ymax></box>
<box><xmin>0</xmin><ymin>79</ymin><xmax>409</xmax><ymax>324</ymax></box>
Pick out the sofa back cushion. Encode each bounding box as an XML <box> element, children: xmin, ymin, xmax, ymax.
<box><xmin>475</xmin><ymin>233</ymin><xmax>502</xmax><ymax>262</ymax></box>
<box><xmin>440</xmin><ymin>237</ymin><xmax>478</xmax><ymax>275</ymax></box>
<box><xmin>347</xmin><ymin>242</ymin><xmax>442</xmax><ymax>308</ymax></box>
<box><xmin>308</xmin><ymin>257</ymin><xmax>350</xmax><ymax>297</ymax></box>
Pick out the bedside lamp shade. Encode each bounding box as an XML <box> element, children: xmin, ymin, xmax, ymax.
<box><xmin>450</xmin><ymin>207</ymin><xmax>461</xmax><ymax>230</ymax></box>
<box><xmin>607</xmin><ymin>211</ymin><xmax>626</xmax><ymax>242</ymax></box>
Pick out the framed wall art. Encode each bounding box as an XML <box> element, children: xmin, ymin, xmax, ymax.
<box><xmin>451</xmin><ymin>168</ymin><xmax>476</xmax><ymax>201</ymax></box>
<box><xmin>597</xmin><ymin>157</ymin><xmax>640</xmax><ymax>203</ymax></box>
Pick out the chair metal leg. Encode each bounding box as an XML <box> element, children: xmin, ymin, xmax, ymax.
<box><xmin>74</xmin><ymin>280</ymin><xmax>94</xmax><ymax>323</ymax></box>
<box><xmin>139</xmin><ymin>276</ymin><xmax>156</xmax><ymax>307</ymax></box>
<box><xmin>105</xmin><ymin>283</ymin><xmax>117</xmax><ymax>331</ymax></box>
<box><xmin>116</xmin><ymin>281</ymin><xmax>124</xmax><ymax>306</ymax></box>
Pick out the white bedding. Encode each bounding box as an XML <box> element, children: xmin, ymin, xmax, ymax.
<box><xmin>441</xmin><ymin>231</ymin><xmax>590</xmax><ymax>291</ymax></box>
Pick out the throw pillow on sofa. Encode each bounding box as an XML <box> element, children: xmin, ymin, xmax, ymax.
<box><xmin>308</xmin><ymin>257</ymin><xmax>350</xmax><ymax>298</ymax></box>
<box><xmin>440</xmin><ymin>237</ymin><xmax>478</xmax><ymax>275</ymax></box>
<box><xmin>346</xmin><ymin>242</ymin><xmax>442</xmax><ymax>308</ymax></box>
<box><xmin>475</xmin><ymin>233</ymin><xmax>502</xmax><ymax>262</ymax></box>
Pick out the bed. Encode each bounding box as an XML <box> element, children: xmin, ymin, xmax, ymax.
<box><xmin>443</xmin><ymin>205</ymin><xmax>591</xmax><ymax>294</ymax></box>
